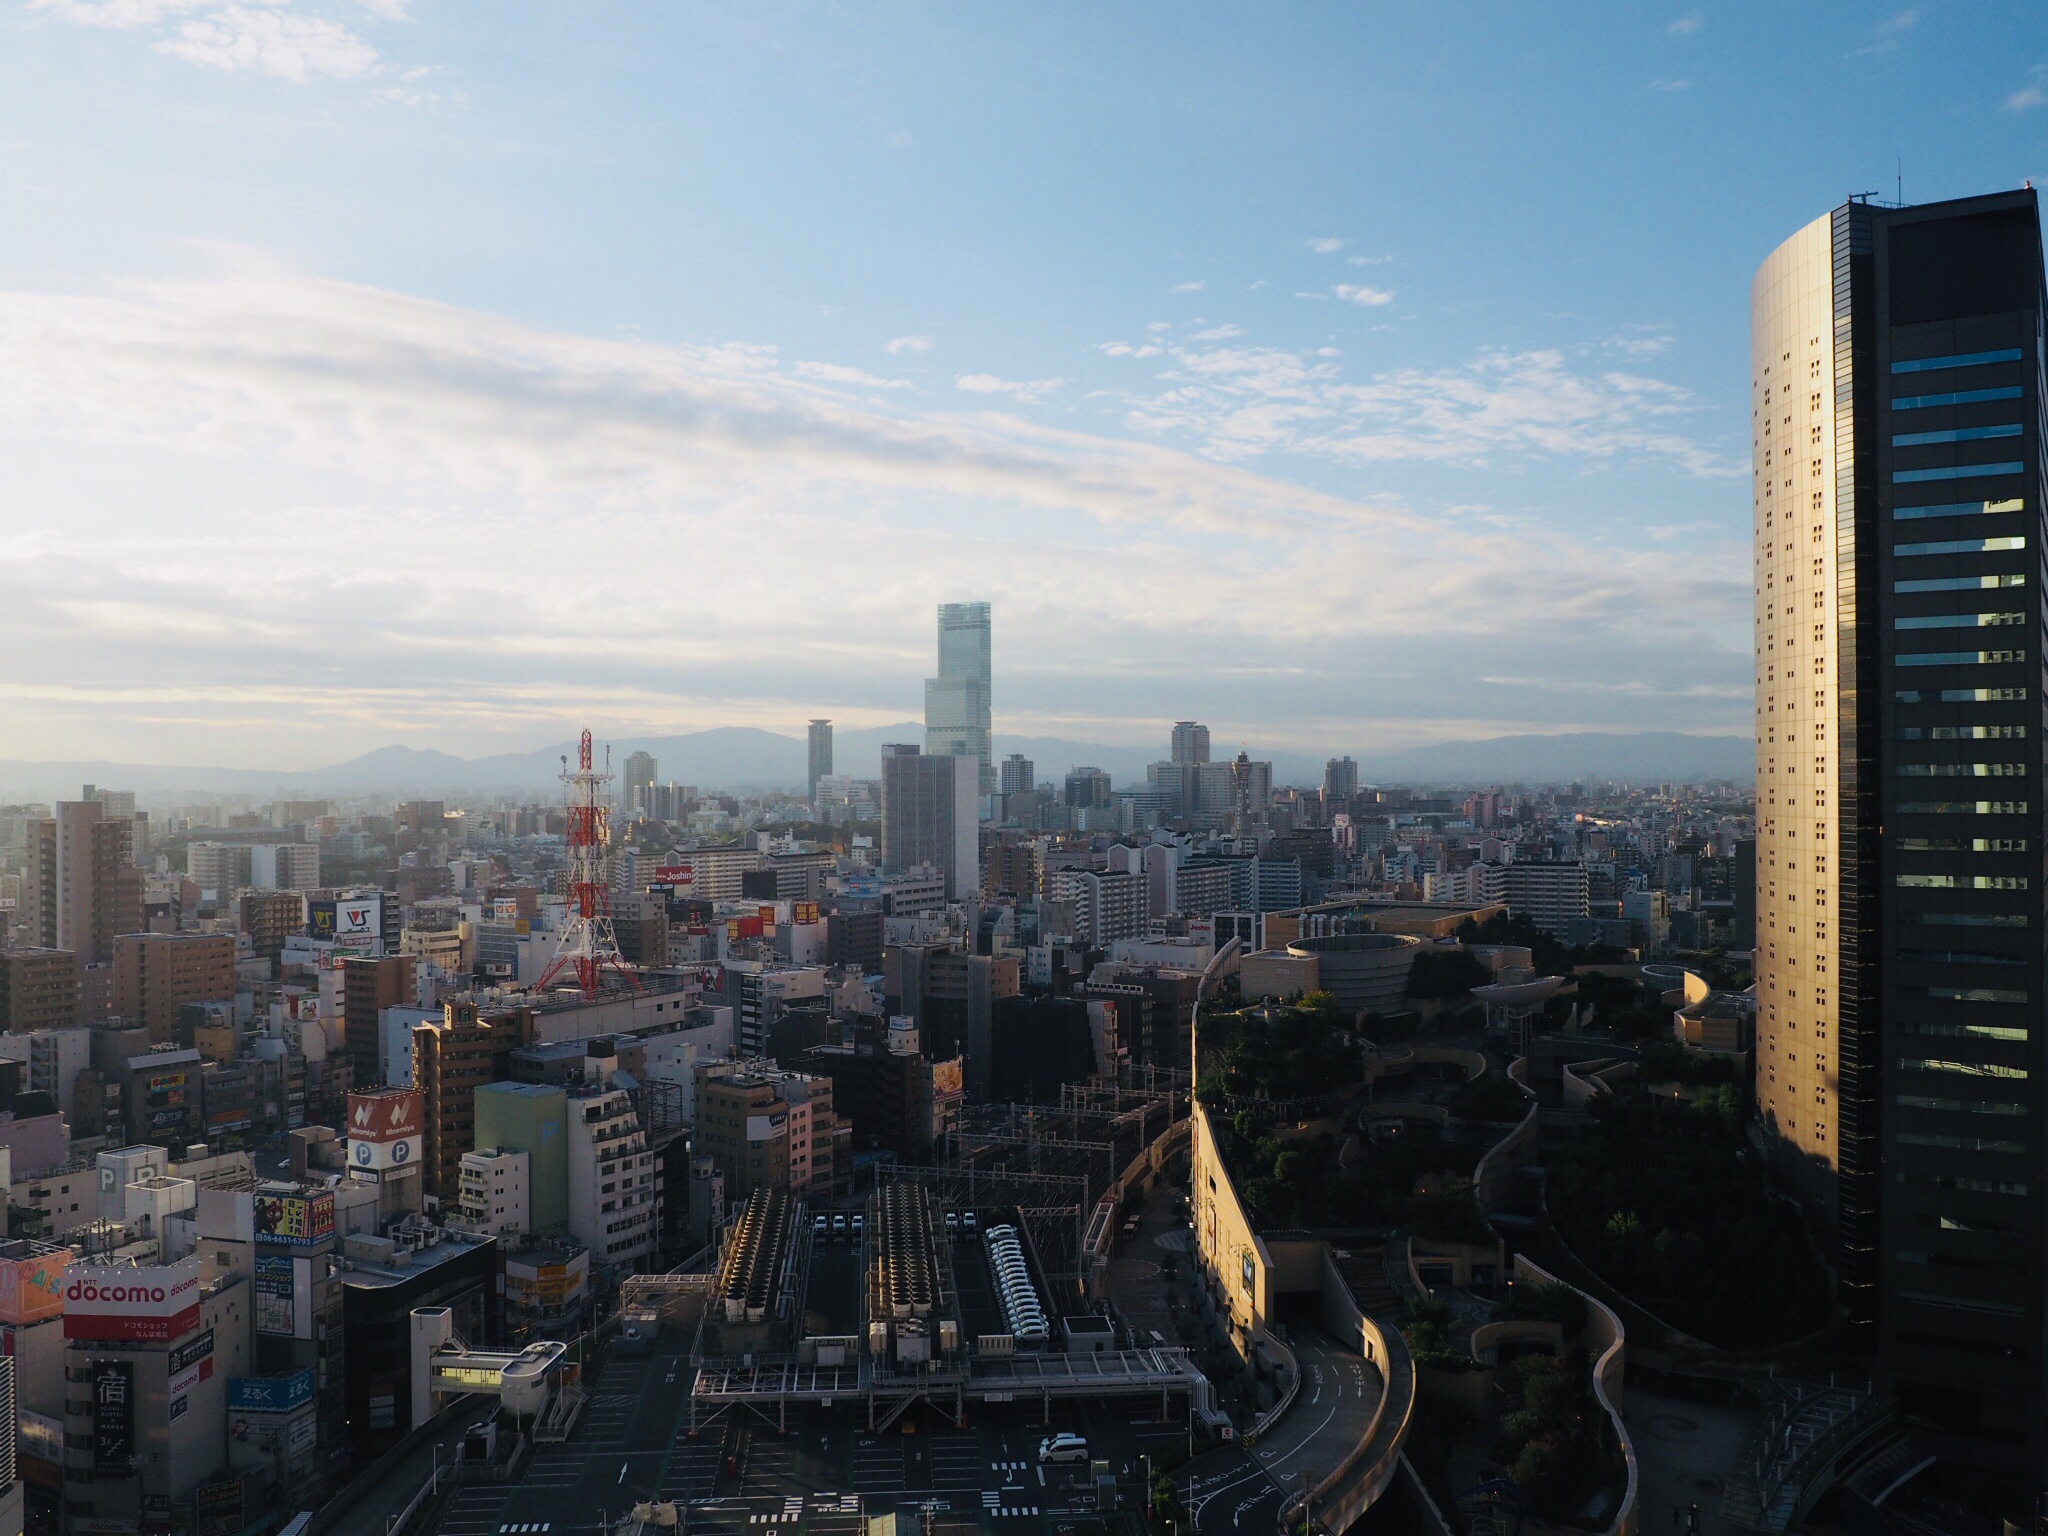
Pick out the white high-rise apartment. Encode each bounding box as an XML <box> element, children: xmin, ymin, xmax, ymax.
<box><xmin>924</xmin><ymin>601</ymin><xmax>994</xmax><ymax>794</ymax></box>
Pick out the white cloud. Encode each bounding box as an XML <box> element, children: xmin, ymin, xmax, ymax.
<box><xmin>1304</xmin><ymin>237</ymin><xmax>1346</xmax><ymax>254</ymax></box>
<box><xmin>156</xmin><ymin>6</ymin><xmax>376</xmax><ymax>79</ymax></box>
<box><xmin>1857</xmin><ymin>9</ymin><xmax>1916</xmax><ymax>53</ymax></box>
<box><xmin>884</xmin><ymin>334</ymin><xmax>933</xmax><ymax>354</ymax></box>
<box><xmin>954</xmin><ymin>373</ymin><xmax>1065</xmax><ymax>403</ymax></box>
<box><xmin>2006</xmin><ymin>67</ymin><xmax>2048</xmax><ymax>111</ymax></box>
<box><xmin>1646</xmin><ymin>77</ymin><xmax>1689</xmax><ymax>92</ymax></box>
<box><xmin>1107</xmin><ymin>337</ymin><xmax>1734</xmax><ymax>477</ymax></box>
<box><xmin>792</xmin><ymin>360</ymin><xmax>912</xmax><ymax>390</ymax></box>
<box><xmin>1667</xmin><ymin>13</ymin><xmax>1702</xmax><ymax>35</ymax></box>
<box><xmin>31</xmin><ymin>0</ymin><xmax>402</xmax><ymax>83</ymax></box>
<box><xmin>27</xmin><ymin>0</ymin><xmax>217</xmax><ymax>28</ymax></box>
<box><xmin>1098</xmin><ymin>342</ymin><xmax>1163</xmax><ymax>359</ymax></box>
<box><xmin>1347</xmin><ymin>254</ymin><xmax>1393</xmax><ymax>267</ymax></box>
<box><xmin>1190</xmin><ymin>324</ymin><xmax>1244</xmax><ymax>341</ymax></box>
<box><xmin>1171</xmin><ymin>280</ymin><xmax>1205</xmax><ymax>293</ymax></box>
<box><xmin>1334</xmin><ymin>284</ymin><xmax>1393</xmax><ymax>306</ymax></box>
<box><xmin>0</xmin><ymin>262</ymin><xmax>1751</xmax><ymax>762</ymax></box>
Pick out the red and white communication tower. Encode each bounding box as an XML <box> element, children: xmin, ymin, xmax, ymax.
<box><xmin>536</xmin><ymin>729</ymin><xmax>632</xmax><ymax>998</ymax></box>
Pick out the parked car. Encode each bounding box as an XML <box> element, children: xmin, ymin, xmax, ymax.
<box><xmin>832</xmin><ymin>1214</ymin><xmax>849</xmax><ymax>1242</ymax></box>
<box><xmin>1037</xmin><ymin>1433</ymin><xmax>1088</xmax><ymax>1464</ymax></box>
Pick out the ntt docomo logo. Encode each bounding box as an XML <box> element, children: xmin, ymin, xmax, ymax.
<box><xmin>68</xmin><ymin>1274</ymin><xmax>196</xmax><ymax>1305</ymax></box>
<box><xmin>69</xmin><ymin>1281</ymin><xmax>165</xmax><ymax>1304</ymax></box>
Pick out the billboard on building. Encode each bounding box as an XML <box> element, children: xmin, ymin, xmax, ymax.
<box><xmin>253</xmin><ymin>1255</ymin><xmax>295</xmax><ymax>1336</ymax></box>
<box><xmin>65</xmin><ymin>1259</ymin><xmax>201</xmax><ymax>1342</ymax></box>
<box><xmin>793</xmin><ymin>901</ymin><xmax>821</xmax><ymax>925</ymax></box>
<box><xmin>348</xmin><ymin>1089</ymin><xmax>424</xmax><ymax>1173</ymax></box>
<box><xmin>169</xmin><ymin>1327</ymin><xmax>215</xmax><ymax>1400</ymax></box>
<box><xmin>144</xmin><ymin>1070</ymin><xmax>190</xmax><ymax>1131</ymax></box>
<box><xmin>193</xmin><ymin>1479</ymin><xmax>244</xmax><ymax>1536</ymax></box>
<box><xmin>91</xmin><ymin>1360</ymin><xmax>134</xmax><ymax>1472</ymax></box>
<box><xmin>652</xmin><ymin>864</ymin><xmax>694</xmax><ymax>893</ymax></box>
<box><xmin>227</xmin><ymin>1370</ymin><xmax>314</xmax><ymax>1413</ymax></box>
<box><xmin>310</xmin><ymin>896</ymin><xmax>382</xmax><ymax>952</ymax></box>
<box><xmin>0</xmin><ymin>1247</ymin><xmax>68</xmax><ymax>1325</ymax></box>
<box><xmin>253</xmin><ymin>1190</ymin><xmax>336</xmax><ymax>1246</ymax></box>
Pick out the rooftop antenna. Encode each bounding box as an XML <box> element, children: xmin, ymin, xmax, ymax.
<box><xmin>1897</xmin><ymin>157</ymin><xmax>1903</xmax><ymax>207</ymax></box>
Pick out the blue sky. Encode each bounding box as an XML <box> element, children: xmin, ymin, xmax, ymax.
<box><xmin>0</xmin><ymin>1</ymin><xmax>2043</xmax><ymax>768</ymax></box>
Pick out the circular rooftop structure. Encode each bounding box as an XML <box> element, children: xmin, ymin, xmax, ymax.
<box><xmin>1286</xmin><ymin>931</ymin><xmax>1423</xmax><ymax>1015</ymax></box>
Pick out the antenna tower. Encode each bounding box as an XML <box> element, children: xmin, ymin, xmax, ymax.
<box><xmin>537</xmin><ymin>729</ymin><xmax>633</xmax><ymax>998</ymax></box>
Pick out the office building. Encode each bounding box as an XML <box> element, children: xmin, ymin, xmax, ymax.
<box><xmin>1471</xmin><ymin>859</ymin><xmax>1589</xmax><ymax>939</ymax></box>
<box><xmin>111</xmin><ymin>933</ymin><xmax>235</xmax><ymax>1044</ymax></box>
<box><xmin>1323</xmin><ymin>756</ymin><xmax>1359</xmax><ymax>804</ymax></box>
<box><xmin>985</xmin><ymin>838</ymin><xmax>1045</xmax><ymax>901</ymax></box>
<box><xmin>1170</xmin><ymin>721</ymin><xmax>1210</xmax><ymax>765</ymax></box>
<box><xmin>0</xmin><ymin>949</ymin><xmax>79</xmax><ymax>1033</ymax></box>
<box><xmin>1753</xmin><ymin>188</ymin><xmax>2047</xmax><ymax>1479</ymax></box>
<box><xmin>1052</xmin><ymin>869</ymin><xmax>1147</xmax><ymax>948</ymax></box>
<box><xmin>803</xmin><ymin>1017</ymin><xmax>963</xmax><ymax>1157</ymax></box>
<box><xmin>923</xmin><ymin>600</ymin><xmax>995</xmax><ymax>794</ymax></box>
<box><xmin>879</xmin><ymin>745</ymin><xmax>980</xmax><ymax>899</ymax></box>
<box><xmin>20</xmin><ymin>820</ymin><xmax>59</xmax><ymax>952</ymax></box>
<box><xmin>622</xmin><ymin>750</ymin><xmax>658</xmax><ymax>816</ymax></box>
<box><xmin>693</xmin><ymin>1061</ymin><xmax>848</xmax><ymax>1203</ymax></box>
<box><xmin>343</xmin><ymin>955</ymin><xmax>416</xmax><ymax>1091</ymax></box>
<box><xmin>413</xmin><ymin>1001</ymin><xmax>535</xmax><ymax>1202</ymax></box>
<box><xmin>240</xmin><ymin>890</ymin><xmax>307</xmax><ymax>963</ymax></box>
<box><xmin>1063</xmin><ymin>767</ymin><xmax>1112</xmax><ymax>810</ymax></box>
<box><xmin>807</xmin><ymin>720</ymin><xmax>833</xmax><ymax>803</ymax></box>
<box><xmin>60</xmin><ymin>1254</ymin><xmax>249</xmax><ymax>1534</ymax></box>
<box><xmin>472</xmin><ymin>1080</ymin><xmax>570</xmax><ymax>1234</ymax></box>
<box><xmin>249</xmin><ymin>843</ymin><xmax>320</xmax><ymax>892</ymax></box>
<box><xmin>999</xmin><ymin>753</ymin><xmax>1034</xmax><ymax>799</ymax></box>
<box><xmin>39</xmin><ymin>800</ymin><xmax>142</xmax><ymax>967</ymax></box>
<box><xmin>565</xmin><ymin>1043</ymin><xmax>658</xmax><ymax>1271</ymax></box>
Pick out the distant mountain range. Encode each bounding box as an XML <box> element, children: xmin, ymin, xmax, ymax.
<box><xmin>0</xmin><ymin>727</ymin><xmax>1752</xmax><ymax>802</ymax></box>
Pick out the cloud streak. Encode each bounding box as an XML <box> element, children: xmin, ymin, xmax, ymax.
<box><xmin>0</xmin><ymin>260</ymin><xmax>1749</xmax><ymax>762</ymax></box>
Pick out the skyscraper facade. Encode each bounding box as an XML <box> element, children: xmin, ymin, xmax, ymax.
<box><xmin>998</xmin><ymin>753</ymin><xmax>1034</xmax><ymax>798</ymax></box>
<box><xmin>924</xmin><ymin>601</ymin><xmax>994</xmax><ymax>794</ymax></box>
<box><xmin>808</xmin><ymin>719</ymin><xmax>833</xmax><ymax>802</ymax></box>
<box><xmin>1170</xmin><ymin>721</ymin><xmax>1210</xmax><ymax>765</ymax></box>
<box><xmin>879</xmin><ymin>744</ymin><xmax>980</xmax><ymax>899</ymax></box>
<box><xmin>1753</xmin><ymin>188</ymin><xmax>2046</xmax><ymax>1478</ymax></box>
<box><xmin>1323</xmin><ymin>756</ymin><xmax>1359</xmax><ymax>804</ymax></box>
<box><xmin>622</xmin><ymin>751</ymin><xmax>657</xmax><ymax>816</ymax></box>
<box><xmin>47</xmin><ymin>799</ymin><xmax>142</xmax><ymax>968</ymax></box>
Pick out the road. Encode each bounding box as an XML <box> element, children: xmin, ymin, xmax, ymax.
<box><xmin>1176</xmin><ymin>1325</ymin><xmax>1380</xmax><ymax>1536</ymax></box>
<box><xmin>419</xmin><ymin>1335</ymin><xmax>1193</xmax><ymax>1536</ymax></box>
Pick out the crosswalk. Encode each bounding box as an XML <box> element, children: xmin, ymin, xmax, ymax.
<box><xmin>980</xmin><ymin>1492</ymin><xmax>1040</xmax><ymax>1519</ymax></box>
<box><xmin>498</xmin><ymin>1525</ymin><xmax>554</xmax><ymax>1533</ymax></box>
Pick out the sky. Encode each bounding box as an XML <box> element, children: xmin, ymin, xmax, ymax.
<box><xmin>0</xmin><ymin>1</ymin><xmax>2044</xmax><ymax>770</ymax></box>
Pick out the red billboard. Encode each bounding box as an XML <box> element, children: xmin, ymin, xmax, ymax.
<box><xmin>65</xmin><ymin>1259</ymin><xmax>201</xmax><ymax>1342</ymax></box>
<box><xmin>348</xmin><ymin>1090</ymin><xmax>423</xmax><ymax>1144</ymax></box>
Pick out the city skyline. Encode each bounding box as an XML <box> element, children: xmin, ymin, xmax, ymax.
<box><xmin>1</xmin><ymin>6</ymin><xmax>2043</xmax><ymax>766</ymax></box>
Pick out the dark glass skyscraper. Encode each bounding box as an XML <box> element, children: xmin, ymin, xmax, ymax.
<box><xmin>1754</xmin><ymin>189</ymin><xmax>2047</xmax><ymax>1490</ymax></box>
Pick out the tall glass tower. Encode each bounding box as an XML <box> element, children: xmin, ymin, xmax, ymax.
<box><xmin>925</xmin><ymin>601</ymin><xmax>993</xmax><ymax>794</ymax></box>
<box><xmin>1754</xmin><ymin>188</ymin><xmax>2046</xmax><ymax>1489</ymax></box>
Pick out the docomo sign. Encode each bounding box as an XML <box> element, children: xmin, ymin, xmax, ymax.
<box><xmin>64</xmin><ymin>1258</ymin><xmax>202</xmax><ymax>1342</ymax></box>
